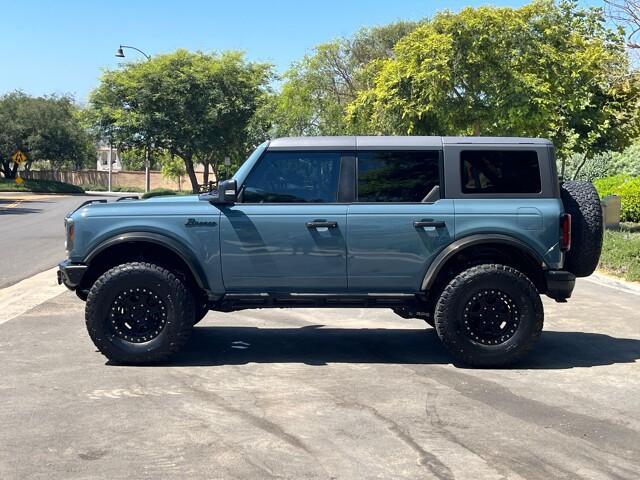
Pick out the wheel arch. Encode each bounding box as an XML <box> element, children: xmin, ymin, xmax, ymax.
<box><xmin>422</xmin><ymin>234</ymin><xmax>547</xmax><ymax>292</ymax></box>
<box><xmin>81</xmin><ymin>232</ymin><xmax>209</xmax><ymax>294</ymax></box>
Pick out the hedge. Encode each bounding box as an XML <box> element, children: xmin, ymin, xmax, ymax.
<box><xmin>593</xmin><ymin>176</ymin><xmax>640</xmax><ymax>223</ymax></box>
<box><xmin>0</xmin><ymin>178</ymin><xmax>84</xmax><ymax>194</ymax></box>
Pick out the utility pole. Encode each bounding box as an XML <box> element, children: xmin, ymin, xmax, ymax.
<box><xmin>107</xmin><ymin>142</ymin><xmax>113</xmax><ymax>192</ymax></box>
<box><xmin>145</xmin><ymin>145</ymin><xmax>151</xmax><ymax>193</ymax></box>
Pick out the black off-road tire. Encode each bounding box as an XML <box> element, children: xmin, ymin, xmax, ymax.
<box><xmin>85</xmin><ymin>262</ymin><xmax>194</xmax><ymax>365</ymax></box>
<box><xmin>193</xmin><ymin>300</ymin><xmax>209</xmax><ymax>326</ymax></box>
<box><xmin>434</xmin><ymin>264</ymin><xmax>543</xmax><ymax>368</ymax></box>
<box><xmin>560</xmin><ymin>180</ymin><xmax>603</xmax><ymax>277</ymax></box>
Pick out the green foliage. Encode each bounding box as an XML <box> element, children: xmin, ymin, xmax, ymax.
<box><xmin>0</xmin><ymin>178</ymin><xmax>84</xmax><ymax>193</ymax></box>
<box><xmin>599</xmin><ymin>226</ymin><xmax>640</xmax><ymax>281</ymax></box>
<box><xmin>616</xmin><ymin>177</ymin><xmax>640</xmax><ymax>222</ymax></box>
<box><xmin>160</xmin><ymin>154</ymin><xmax>186</xmax><ymax>181</ymax></box>
<box><xmin>78</xmin><ymin>184</ymin><xmax>107</xmax><ymax>192</ymax></box>
<box><xmin>142</xmin><ymin>188</ymin><xmax>177</xmax><ymax>199</ymax></box>
<box><xmin>594</xmin><ymin>175</ymin><xmax>640</xmax><ymax>222</ymax></box>
<box><xmin>610</xmin><ymin>142</ymin><xmax>640</xmax><ymax>176</ymax></box>
<box><xmin>77</xmin><ymin>184</ymin><xmax>144</xmax><ymax>193</ymax></box>
<box><xmin>562</xmin><ymin>152</ymin><xmax>614</xmax><ymax>181</ymax></box>
<box><xmin>87</xmin><ymin>50</ymin><xmax>273</xmax><ymax>192</ymax></box>
<box><xmin>270</xmin><ymin>21</ymin><xmax>420</xmax><ymax>136</ymax></box>
<box><xmin>348</xmin><ymin>1</ymin><xmax>639</xmax><ymax>160</ymax></box>
<box><xmin>141</xmin><ymin>188</ymin><xmax>192</xmax><ymax>199</ymax></box>
<box><xmin>594</xmin><ymin>174</ymin><xmax>628</xmax><ymax>196</ymax></box>
<box><xmin>0</xmin><ymin>91</ymin><xmax>96</xmax><ymax>178</ymax></box>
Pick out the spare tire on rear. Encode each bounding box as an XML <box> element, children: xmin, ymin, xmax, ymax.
<box><xmin>560</xmin><ymin>180</ymin><xmax>603</xmax><ymax>277</ymax></box>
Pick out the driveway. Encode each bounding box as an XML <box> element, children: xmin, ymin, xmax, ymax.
<box><xmin>0</xmin><ymin>276</ymin><xmax>638</xmax><ymax>479</ymax></box>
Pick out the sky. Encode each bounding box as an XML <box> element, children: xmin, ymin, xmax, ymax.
<box><xmin>1</xmin><ymin>0</ymin><xmax>605</xmax><ymax>102</ymax></box>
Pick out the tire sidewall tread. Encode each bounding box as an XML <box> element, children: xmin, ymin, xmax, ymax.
<box><xmin>434</xmin><ymin>264</ymin><xmax>544</xmax><ymax>368</ymax></box>
<box><xmin>85</xmin><ymin>262</ymin><xmax>194</xmax><ymax>365</ymax></box>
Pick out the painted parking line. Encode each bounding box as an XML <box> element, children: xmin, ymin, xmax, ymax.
<box><xmin>0</xmin><ymin>267</ymin><xmax>67</xmax><ymax>325</ymax></box>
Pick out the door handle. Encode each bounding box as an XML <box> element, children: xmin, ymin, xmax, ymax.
<box><xmin>306</xmin><ymin>220</ymin><xmax>338</xmax><ymax>229</ymax></box>
<box><xmin>414</xmin><ymin>220</ymin><xmax>446</xmax><ymax>228</ymax></box>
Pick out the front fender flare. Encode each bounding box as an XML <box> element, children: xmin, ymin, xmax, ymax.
<box><xmin>84</xmin><ymin>231</ymin><xmax>209</xmax><ymax>290</ymax></box>
<box><xmin>421</xmin><ymin>234</ymin><xmax>547</xmax><ymax>291</ymax></box>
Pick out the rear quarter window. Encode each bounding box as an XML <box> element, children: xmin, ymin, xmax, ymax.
<box><xmin>461</xmin><ymin>150</ymin><xmax>541</xmax><ymax>194</ymax></box>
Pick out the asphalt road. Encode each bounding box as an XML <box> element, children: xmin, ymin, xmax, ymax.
<box><xmin>1</xmin><ymin>277</ymin><xmax>639</xmax><ymax>479</ymax></box>
<box><xmin>0</xmin><ymin>193</ymin><xmax>103</xmax><ymax>288</ymax></box>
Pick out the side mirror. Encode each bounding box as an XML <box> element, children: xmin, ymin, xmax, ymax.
<box><xmin>210</xmin><ymin>179</ymin><xmax>237</xmax><ymax>204</ymax></box>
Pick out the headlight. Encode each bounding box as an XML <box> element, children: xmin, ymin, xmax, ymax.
<box><xmin>65</xmin><ymin>218</ymin><xmax>74</xmax><ymax>252</ymax></box>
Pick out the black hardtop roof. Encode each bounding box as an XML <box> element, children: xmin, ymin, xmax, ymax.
<box><xmin>267</xmin><ymin>136</ymin><xmax>552</xmax><ymax>151</ymax></box>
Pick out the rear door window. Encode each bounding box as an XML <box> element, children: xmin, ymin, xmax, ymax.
<box><xmin>357</xmin><ymin>151</ymin><xmax>440</xmax><ymax>202</ymax></box>
<box><xmin>461</xmin><ymin>150</ymin><xmax>541</xmax><ymax>194</ymax></box>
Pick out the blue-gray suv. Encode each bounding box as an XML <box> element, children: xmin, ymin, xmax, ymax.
<box><xmin>58</xmin><ymin>136</ymin><xmax>603</xmax><ymax>367</ymax></box>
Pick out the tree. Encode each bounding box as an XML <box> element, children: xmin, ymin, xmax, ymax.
<box><xmin>605</xmin><ymin>0</ymin><xmax>640</xmax><ymax>49</ymax></box>
<box><xmin>270</xmin><ymin>21</ymin><xmax>420</xmax><ymax>136</ymax></box>
<box><xmin>0</xmin><ymin>91</ymin><xmax>95</xmax><ymax>178</ymax></box>
<box><xmin>348</xmin><ymin>1</ymin><xmax>639</xmax><ymax>162</ymax></box>
<box><xmin>87</xmin><ymin>50</ymin><xmax>273</xmax><ymax>192</ymax></box>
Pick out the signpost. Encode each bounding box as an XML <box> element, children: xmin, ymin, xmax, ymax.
<box><xmin>12</xmin><ymin>150</ymin><xmax>27</xmax><ymax>165</ymax></box>
<box><xmin>11</xmin><ymin>151</ymin><xmax>27</xmax><ymax>186</ymax></box>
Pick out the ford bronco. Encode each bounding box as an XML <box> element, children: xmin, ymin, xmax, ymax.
<box><xmin>58</xmin><ymin>136</ymin><xmax>603</xmax><ymax>367</ymax></box>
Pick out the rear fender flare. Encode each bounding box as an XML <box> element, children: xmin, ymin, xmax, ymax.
<box><xmin>421</xmin><ymin>234</ymin><xmax>547</xmax><ymax>291</ymax></box>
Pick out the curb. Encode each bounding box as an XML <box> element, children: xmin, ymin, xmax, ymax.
<box><xmin>586</xmin><ymin>272</ymin><xmax>640</xmax><ymax>296</ymax></box>
<box><xmin>85</xmin><ymin>191</ymin><xmax>142</xmax><ymax>197</ymax></box>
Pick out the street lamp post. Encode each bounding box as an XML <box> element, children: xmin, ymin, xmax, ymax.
<box><xmin>115</xmin><ymin>45</ymin><xmax>152</xmax><ymax>193</ymax></box>
<box><xmin>115</xmin><ymin>45</ymin><xmax>150</xmax><ymax>60</ymax></box>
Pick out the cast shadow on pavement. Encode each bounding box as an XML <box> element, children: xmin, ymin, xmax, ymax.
<box><xmin>160</xmin><ymin>325</ymin><xmax>640</xmax><ymax>369</ymax></box>
<box><xmin>0</xmin><ymin>199</ymin><xmax>45</xmax><ymax>215</ymax></box>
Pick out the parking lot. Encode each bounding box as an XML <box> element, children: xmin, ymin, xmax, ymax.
<box><xmin>1</xmin><ymin>268</ymin><xmax>639</xmax><ymax>479</ymax></box>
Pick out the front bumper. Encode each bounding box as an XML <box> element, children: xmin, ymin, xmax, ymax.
<box><xmin>545</xmin><ymin>270</ymin><xmax>576</xmax><ymax>302</ymax></box>
<box><xmin>57</xmin><ymin>260</ymin><xmax>87</xmax><ymax>290</ymax></box>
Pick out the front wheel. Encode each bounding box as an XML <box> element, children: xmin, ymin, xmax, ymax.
<box><xmin>85</xmin><ymin>262</ymin><xmax>194</xmax><ymax>365</ymax></box>
<box><xmin>434</xmin><ymin>264</ymin><xmax>543</xmax><ymax>367</ymax></box>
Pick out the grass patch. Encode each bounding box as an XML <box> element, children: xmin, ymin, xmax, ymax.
<box><xmin>598</xmin><ymin>223</ymin><xmax>640</xmax><ymax>282</ymax></box>
<box><xmin>0</xmin><ymin>178</ymin><xmax>84</xmax><ymax>194</ymax></box>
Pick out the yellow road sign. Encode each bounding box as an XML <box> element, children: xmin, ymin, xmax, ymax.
<box><xmin>11</xmin><ymin>150</ymin><xmax>27</xmax><ymax>164</ymax></box>
<box><xmin>15</xmin><ymin>177</ymin><xmax>24</xmax><ymax>185</ymax></box>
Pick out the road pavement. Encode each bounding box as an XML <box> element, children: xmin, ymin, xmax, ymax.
<box><xmin>0</xmin><ymin>276</ymin><xmax>638</xmax><ymax>479</ymax></box>
<box><xmin>0</xmin><ymin>193</ymin><xmax>104</xmax><ymax>288</ymax></box>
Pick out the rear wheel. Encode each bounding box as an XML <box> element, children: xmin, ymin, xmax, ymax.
<box><xmin>434</xmin><ymin>264</ymin><xmax>543</xmax><ymax>367</ymax></box>
<box><xmin>85</xmin><ymin>262</ymin><xmax>194</xmax><ymax>364</ymax></box>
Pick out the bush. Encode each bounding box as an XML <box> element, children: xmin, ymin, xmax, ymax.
<box><xmin>594</xmin><ymin>176</ymin><xmax>640</xmax><ymax>222</ymax></box>
<box><xmin>611</xmin><ymin>143</ymin><xmax>640</xmax><ymax>177</ymax></box>
<box><xmin>111</xmin><ymin>185</ymin><xmax>144</xmax><ymax>193</ymax></box>
<box><xmin>0</xmin><ymin>178</ymin><xmax>84</xmax><ymax>193</ymax></box>
<box><xmin>78</xmin><ymin>184</ymin><xmax>107</xmax><ymax>192</ymax></box>
<box><xmin>142</xmin><ymin>189</ymin><xmax>177</xmax><ymax>199</ymax></box>
<box><xmin>562</xmin><ymin>152</ymin><xmax>614</xmax><ymax>182</ymax></box>
<box><xmin>141</xmin><ymin>188</ymin><xmax>198</xmax><ymax>199</ymax></box>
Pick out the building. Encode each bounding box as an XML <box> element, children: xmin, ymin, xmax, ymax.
<box><xmin>96</xmin><ymin>144</ymin><xmax>122</xmax><ymax>172</ymax></box>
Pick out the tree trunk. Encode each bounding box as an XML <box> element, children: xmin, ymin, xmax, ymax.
<box><xmin>572</xmin><ymin>152</ymin><xmax>590</xmax><ymax>180</ymax></box>
<box><xmin>203</xmin><ymin>161</ymin><xmax>209</xmax><ymax>185</ymax></box>
<box><xmin>1</xmin><ymin>161</ymin><xmax>13</xmax><ymax>178</ymax></box>
<box><xmin>184</xmin><ymin>153</ymin><xmax>199</xmax><ymax>193</ymax></box>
